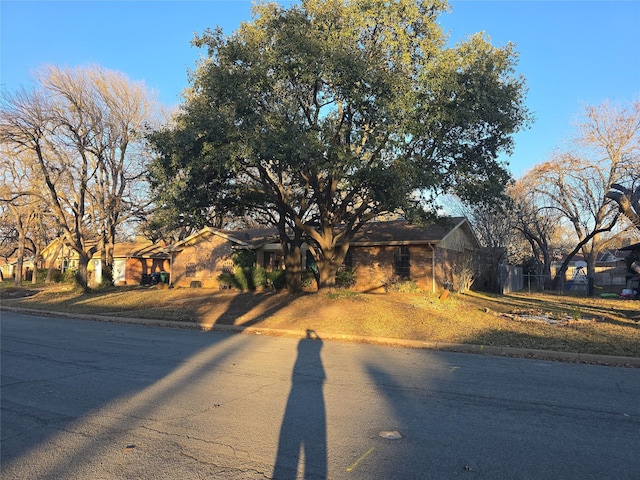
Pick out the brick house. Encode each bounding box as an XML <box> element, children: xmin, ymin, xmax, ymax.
<box><xmin>342</xmin><ymin>218</ymin><xmax>479</xmax><ymax>293</ymax></box>
<box><xmin>110</xmin><ymin>243</ymin><xmax>171</xmax><ymax>286</ymax></box>
<box><xmin>169</xmin><ymin>227</ymin><xmax>277</xmax><ymax>288</ymax></box>
<box><xmin>37</xmin><ymin>238</ymin><xmax>170</xmax><ymax>286</ymax></box>
<box><xmin>169</xmin><ymin>217</ymin><xmax>479</xmax><ymax>292</ymax></box>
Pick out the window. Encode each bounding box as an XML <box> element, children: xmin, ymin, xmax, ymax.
<box><xmin>221</xmin><ymin>259</ymin><xmax>234</xmax><ymax>274</ymax></box>
<box><xmin>264</xmin><ymin>252</ymin><xmax>283</xmax><ymax>272</ymax></box>
<box><xmin>394</xmin><ymin>246</ymin><xmax>410</xmax><ymax>280</ymax></box>
<box><xmin>185</xmin><ymin>263</ymin><xmax>197</xmax><ymax>277</ymax></box>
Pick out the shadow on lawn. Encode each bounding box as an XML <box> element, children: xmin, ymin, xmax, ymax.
<box><xmin>205</xmin><ymin>290</ymin><xmax>306</xmax><ymax>328</ymax></box>
<box><xmin>468</xmin><ymin>291</ymin><xmax>640</xmax><ymax>324</ymax></box>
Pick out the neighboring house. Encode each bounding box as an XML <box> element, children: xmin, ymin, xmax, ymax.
<box><xmin>0</xmin><ymin>257</ymin><xmax>16</xmax><ymax>280</ymax></box>
<box><xmin>1</xmin><ymin>256</ymin><xmax>37</xmax><ymax>282</ymax></box>
<box><xmin>550</xmin><ymin>254</ymin><xmax>588</xmax><ymax>285</ymax></box>
<box><xmin>593</xmin><ymin>248</ymin><xmax>632</xmax><ymax>288</ymax></box>
<box><xmin>110</xmin><ymin>242</ymin><xmax>171</xmax><ymax>286</ymax></box>
<box><xmin>170</xmin><ymin>217</ymin><xmax>480</xmax><ymax>293</ymax></box>
<box><xmin>550</xmin><ymin>249</ymin><xmax>636</xmax><ymax>289</ymax></box>
<box><xmin>21</xmin><ymin>218</ymin><xmax>479</xmax><ymax>291</ymax></box>
<box><xmin>596</xmin><ymin>249</ymin><xmax>629</xmax><ymax>265</ymax></box>
<box><xmin>39</xmin><ymin>238</ymin><xmax>81</xmax><ymax>273</ymax></box>
<box><xmin>38</xmin><ymin>238</ymin><xmax>170</xmax><ymax>286</ymax></box>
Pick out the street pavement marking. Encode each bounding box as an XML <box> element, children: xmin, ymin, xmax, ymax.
<box><xmin>346</xmin><ymin>447</ymin><xmax>375</xmax><ymax>472</ymax></box>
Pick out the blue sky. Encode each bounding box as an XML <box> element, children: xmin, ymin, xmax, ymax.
<box><xmin>2</xmin><ymin>1</ymin><xmax>638</xmax><ymax>179</ymax></box>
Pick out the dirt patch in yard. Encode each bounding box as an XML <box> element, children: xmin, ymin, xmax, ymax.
<box><xmin>502</xmin><ymin>308</ymin><xmax>596</xmax><ymax>326</ymax></box>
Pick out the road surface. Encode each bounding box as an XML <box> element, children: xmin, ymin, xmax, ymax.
<box><xmin>2</xmin><ymin>311</ymin><xmax>639</xmax><ymax>479</ymax></box>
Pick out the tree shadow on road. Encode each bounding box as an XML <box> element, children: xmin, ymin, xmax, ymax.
<box><xmin>272</xmin><ymin>330</ymin><xmax>327</xmax><ymax>479</ymax></box>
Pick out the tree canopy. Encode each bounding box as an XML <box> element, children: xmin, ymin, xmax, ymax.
<box><xmin>148</xmin><ymin>0</ymin><xmax>530</xmax><ymax>291</ymax></box>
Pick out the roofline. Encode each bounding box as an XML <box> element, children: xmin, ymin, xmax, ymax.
<box><xmin>347</xmin><ymin>240</ymin><xmax>440</xmax><ymax>247</ymax></box>
<box><xmin>620</xmin><ymin>242</ymin><xmax>640</xmax><ymax>251</ymax></box>
<box><xmin>439</xmin><ymin>217</ymin><xmax>478</xmax><ymax>245</ymax></box>
<box><xmin>170</xmin><ymin>227</ymin><xmax>252</xmax><ymax>251</ymax></box>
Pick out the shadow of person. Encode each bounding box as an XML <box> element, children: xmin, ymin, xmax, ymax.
<box><xmin>272</xmin><ymin>330</ymin><xmax>327</xmax><ymax>479</ymax></box>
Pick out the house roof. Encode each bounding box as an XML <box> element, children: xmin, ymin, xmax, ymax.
<box><xmin>620</xmin><ymin>242</ymin><xmax>640</xmax><ymax>253</ymax></box>
<box><xmin>170</xmin><ymin>226</ymin><xmax>278</xmax><ymax>251</ymax></box>
<box><xmin>111</xmin><ymin>242</ymin><xmax>170</xmax><ymax>259</ymax></box>
<box><xmin>39</xmin><ymin>238</ymin><xmax>170</xmax><ymax>260</ymax></box>
<box><xmin>554</xmin><ymin>253</ymin><xmax>586</xmax><ymax>264</ymax></box>
<box><xmin>349</xmin><ymin>217</ymin><xmax>472</xmax><ymax>246</ymax></box>
<box><xmin>596</xmin><ymin>248</ymin><xmax>632</xmax><ymax>262</ymax></box>
<box><xmin>170</xmin><ymin>217</ymin><xmax>474</xmax><ymax>251</ymax></box>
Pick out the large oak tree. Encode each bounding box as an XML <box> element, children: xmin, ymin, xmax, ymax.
<box><xmin>149</xmin><ymin>0</ymin><xmax>530</xmax><ymax>291</ymax></box>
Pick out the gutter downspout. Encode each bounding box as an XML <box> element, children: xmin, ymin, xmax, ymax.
<box><xmin>428</xmin><ymin>243</ymin><xmax>435</xmax><ymax>294</ymax></box>
<box><xmin>169</xmin><ymin>251</ymin><xmax>173</xmax><ymax>287</ymax></box>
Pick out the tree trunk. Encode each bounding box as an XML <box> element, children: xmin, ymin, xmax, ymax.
<box><xmin>315</xmin><ymin>243</ymin><xmax>349</xmax><ymax>291</ymax></box>
<box><xmin>305</xmin><ymin>225</ymin><xmax>352</xmax><ymax>291</ymax></box>
<box><xmin>317</xmin><ymin>258</ymin><xmax>340</xmax><ymax>290</ymax></box>
<box><xmin>100</xmin><ymin>247</ymin><xmax>113</xmax><ymax>286</ymax></box>
<box><xmin>31</xmin><ymin>262</ymin><xmax>38</xmax><ymax>285</ymax></box>
<box><xmin>46</xmin><ymin>241</ymin><xmax>63</xmax><ymax>283</ymax></box>
<box><xmin>552</xmin><ymin>219</ymin><xmax>618</xmax><ymax>290</ymax></box>
<box><xmin>277</xmin><ymin>220</ymin><xmax>304</xmax><ymax>294</ymax></box>
<box><xmin>284</xmin><ymin>243</ymin><xmax>303</xmax><ymax>294</ymax></box>
<box><xmin>75</xmin><ymin>251</ymin><xmax>91</xmax><ymax>290</ymax></box>
<box><xmin>14</xmin><ymin>230</ymin><xmax>26</xmax><ymax>287</ymax></box>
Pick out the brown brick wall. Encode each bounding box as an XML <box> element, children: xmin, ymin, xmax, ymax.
<box><xmin>125</xmin><ymin>258</ymin><xmax>170</xmax><ymax>285</ymax></box>
<box><xmin>172</xmin><ymin>235</ymin><xmax>234</xmax><ymax>288</ymax></box>
<box><xmin>350</xmin><ymin>245</ymin><xmax>435</xmax><ymax>292</ymax></box>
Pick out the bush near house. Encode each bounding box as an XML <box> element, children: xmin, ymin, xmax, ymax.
<box><xmin>217</xmin><ymin>267</ymin><xmax>286</xmax><ymax>291</ymax></box>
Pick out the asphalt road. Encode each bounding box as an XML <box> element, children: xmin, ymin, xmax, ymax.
<box><xmin>1</xmin><ymin>311</ymin><xmax>639</xmax><ymax>479</ymax></box>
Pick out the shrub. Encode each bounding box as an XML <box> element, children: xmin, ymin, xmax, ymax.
<box><xmin>234</xmin><ymin>267</ymin><xmax>251</xmax><ymax>290</ymax></box>
<box><xmin>217</xmin><ymin>272</ymin><xmax>237</xmax><ymax>289</ymax></box>
<box><xmin>302</xmin><ymin>270</ymin><xmax>316</xmax><ymax>288</ymax></box>
<box><xmin>386</xmin><ymin>280</ymin><xmax>419</xmax><ymax>293</ymax></box>
<box><xmin>233</xmin><ymin>250</ymin><xmax>256</xmax><ymax>269</ymax></box>
<box><xmin>251</xmin><ymin>267</ymin><xmax>267</xmax><ymax>289</ymax></box>
<box><xmin>268</xmin><ymin>270</ymin><xmax>287</xmax><ymax>290</ymax></box>
<box><xmin>335</xmin><ymin>269</ymin><xmax>356</xmax><ymax>289</ymax></box>
<box><xmin>217</xmin><ymin>267</ymin><xmax>270</xmax><ymax>291</ymax></box>
<box><xmin>61</xmin><ymin>269</ymin><xmax>78</xmax><ymax>284</ymax></box>
<box><xmin>48</xmin><ymin>269</ymin><xmax>63</xmax><ymax>283</ymax></box>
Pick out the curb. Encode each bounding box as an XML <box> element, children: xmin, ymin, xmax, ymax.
<box><xmin>2</xmin><ymin>306</ymin><xmax>639</xmax><ymax>368</ymax></box>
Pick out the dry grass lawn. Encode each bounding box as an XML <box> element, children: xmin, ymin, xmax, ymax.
<box><xmin>2</xmin><ymin>282</ymin><xmax>639</xmax><ymax>358</ymax></box>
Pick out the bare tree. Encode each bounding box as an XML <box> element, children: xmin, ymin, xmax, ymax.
<box><xmin>40</xmin><ymin>66</ymin><xmax>158</xmax><ymax>283</ymax></box>
<box><xmin>509</xmin><ymin>176</ymin><xmax>569</xmax><ymax>288</ymax></box>
<box><xmin>450</xmin><ymin>198</ymin><xmax>514</xmax><ymax>291</ymax></box>
<box><xmin>527</xmin><ymin>100</ymin><xmax>640</xmax><ymax>288</ymax></box>
<box><xmin>0</xmin><ymin>65</ymin><xmax>158</xmax><ymax>288</ymax></box>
